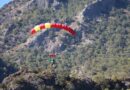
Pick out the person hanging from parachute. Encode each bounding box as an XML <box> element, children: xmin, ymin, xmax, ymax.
<box><xmin>30</xmin><ymin>23</ymin><xmax>76</xmax><ymax>63</ymax></box>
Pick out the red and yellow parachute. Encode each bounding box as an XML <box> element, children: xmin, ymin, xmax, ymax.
<box><xmin>30</xmin><ymin>23</ymin><xmax>76</xmax><ymax>36</ymax></box>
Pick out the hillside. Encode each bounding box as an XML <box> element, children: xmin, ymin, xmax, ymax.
<box><xmin>0</xmin><ymin>0</ymin><xmax>130</xmax><ymax>90</ymax></box>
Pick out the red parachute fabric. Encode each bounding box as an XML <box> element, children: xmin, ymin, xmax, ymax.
<box><xmin>31</xmin><ymin>23</ymin><xmax>76</xmax><ymax>36</ymax></box>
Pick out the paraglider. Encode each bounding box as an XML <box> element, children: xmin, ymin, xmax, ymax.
<box><xmin>30</xmin><ymin>23</ymin><xmax>76</xmax><ymax>36</ymax></box>
<box><xmin>30</xmin><ymin>23</ymin><xmax>76</xmax><ymax>63</ymax></box>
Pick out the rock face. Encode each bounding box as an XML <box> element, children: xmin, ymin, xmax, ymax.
<box><xmin>1</xmin><ymin>69</ymin><xmax>96</xmax><ymax>90</ymax></box>
<box><xmin>1</xmin><ymin>68</ymin><xmax>129</xmax><ymax>90</ymax></box>
<box><xmin>36</xmin><ymin>0</ymin><xmax>66</xmax><ymax>10</ymax></box>
<box><xmin>36</xmin><ymin>0</ymin><xmax>54</xmax><ymax>9</ymax></box>
<box><xmin>83</xmin><ymin>0</ymin><xmax>128</xmax><ymax>20</ymax></box>
<box><xmin>2</xmin><ymin>69</ymin><xmax>55</xmax><ymax>90</ymax></box>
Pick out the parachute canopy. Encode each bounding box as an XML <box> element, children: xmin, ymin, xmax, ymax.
<box><xmin>31</xmin><ymin>23</ymin><xmax>76</xmax><ymax>36</ymax></box>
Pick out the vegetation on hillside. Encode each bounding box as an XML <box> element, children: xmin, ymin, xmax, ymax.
<box><xmin>0</xmin><ymin>0</ymin><xmax>130</xmax><ymax>90</ymax></box>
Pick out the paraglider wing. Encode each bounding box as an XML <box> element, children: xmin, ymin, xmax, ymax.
<box><xmin>30</xmin><ymin>23</ymin><xmax>76</xmax><ymax>36</ymax></box>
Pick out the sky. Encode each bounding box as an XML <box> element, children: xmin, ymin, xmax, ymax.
<box><xmin>0</xmin><ymin>0</ymin><xmax>11</xmax><ymax>8</ymax></box>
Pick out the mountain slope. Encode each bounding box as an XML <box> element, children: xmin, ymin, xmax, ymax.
<box><xmin>0</xmin><ymin>0</ymin><xmax>130</xmax><ymax>89</ymax></box>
